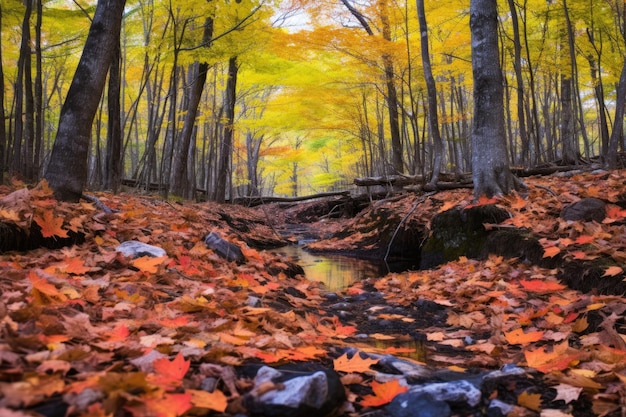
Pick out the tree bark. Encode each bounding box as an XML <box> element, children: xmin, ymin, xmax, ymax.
<box><xmin>416</xmin><ymin>0</ymin><xmax>443</xmax><ymax>189</ymax></box>
<box><xmin>104</xmin><ymin>40</ymin><xmax>123</xmax><ymax>192</ymax></box>
<box><xmin>214</xmin><ymin>57</ymin><xmax>238</xmax><ymax>203</ymax></box>
<box><xmin>0</xmin><ymin>5</ymin><xmax>7</xmax><ymax>175</ymax></box>
<box><xmin>170</xmin><ymin>17</ymin><xmax>213</xmax><ymax>199</ymax></box>
<box><xmin>607</xmin><ymin>57</ymin><xmax>626</xmax><ymax>169</ymax></box>
<box><xmin>470</xmin><ymin>0</ymin><xmax>524</xmax><ymax>198</ymax></box>
<box><xmin>44</xmin><ymin>0</ymin><xmax>126</xmax><ymax>202</ymax></box>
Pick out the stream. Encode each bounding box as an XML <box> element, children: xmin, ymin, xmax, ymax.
<box><xmin>269</xmin><ymin>245</ymin><xmax>416</xmax><ymax>291</ymax></box>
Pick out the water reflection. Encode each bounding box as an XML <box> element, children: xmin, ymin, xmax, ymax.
<box><xmin>270</xmin><ymin>245</ymin><xmax>387</xmax><ymax>291</ymax></box>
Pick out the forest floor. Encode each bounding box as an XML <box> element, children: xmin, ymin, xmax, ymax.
<box><xmin>1</xmin><ymin>170</ymin><xmax>626</xmax><ymax>417</ymax></box>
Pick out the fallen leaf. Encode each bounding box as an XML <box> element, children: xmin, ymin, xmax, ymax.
<box><xmin>33</xmin><ymin>210</ymin><xmax>68</xmax><ymax>238</ymax></box>
<box><xmin>188</xmin><ymin>389</ymin><xmax>228</xmax><ymax>412</ymax></box>
<box><xmin>333</xmin><ymin>353</ymin><xmax>379</xmax><ymax>373</ymax></box>
<box><xmin>132</xmin><ymin>256</ymin><xmax>168</xmax><ymax>274</ymax></box>
<box><xmin>603</xmin><ymin>266</ymin><xmax>623</xmax><ymax>277</ymax></box>
<box><xmin>360</xmin><ymin>379</ymin><xmax>408</xmax><ymax>407</ymax></box>
<box><xmin>552</xmin><ymin>383</ymin><xmax>583</xmax><ymax>404</ymax></box>
<box><xmin>542</xmin><ymin>246</ymin><xmax>561</xmax><ymax>258</ymax></box>
<box><xmin>152</xmin><ymin>352</ymin><xmax>190</xmax><ymax>386</ymax></box>
<box><xmin>518</xmin><ymin>390</ymin><xmax>542</xmax><ymax>411</ymax></box>
<box><xmin>505</xmin><ymin>328</ymin><xmax>544</xmax><ymax>345</ymax></box>
<box><xmin>519</xmin><ymin>279</ymin><xmax>567</xmax><ymax>293</ymax></box>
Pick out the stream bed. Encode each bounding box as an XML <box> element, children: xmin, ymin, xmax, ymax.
<box><xmin>269</xmin><ymin>245</ymin><xmax>415</xmax><ymax>291</ymax></box>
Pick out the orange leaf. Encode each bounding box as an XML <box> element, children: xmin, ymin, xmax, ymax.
<box><xmin>361</xmin><ymin>379</ymin><xmax>408</xmax><ymax>407</ymax></box>
<box><xmin>333</xmin><ymin>353</ymin><xmax>379</xmax><ymax>373</ymax></box>
<box><xmin>132</xmin><ymin>256</ymin><xmax>168</xmax><ymax>273</ymax></box>
<box><xmin>188</xmin><ymin>389</ymin><xmax>228</xmax><ymax>412</ymax></box>
<box><xmin>519</xmin><ymin>279</ymin><xmax>566</xmax><ymax>293</ymax></box>
<box><xmin>34</xmin><ymin>210</ymin><xmax>68</xmax><ymax>238</ymax></box>
<box><xmin>602</xmin><ymin>266</ymin><xmax>623</xmax><ymax>277</ymax></box>
<box><xmin>542</xmin><ymin>246</ymin><xmax>561</xmax><ymax>258</ymax></box>
<box><xmin>141</xmin><ymin>392</ymin><xmax>192</xmax><ymax>417</ymax></box>
<box><xmin>61</xmin><ymin>258</ymin><xmax>91</xmax><ymax>275</ymax></box>
<box><xmin>575</xmin><ymin>235</ymin><xmax>594</xmax><ymax>245</ymax></box>
<box><xmin>152</xmin><ymin>352</ymin><xmax>190</xmax><ymax>386</ymax></box>
<box><xmin>504</xmin><ymin>328</ymin><xmax>544</xmax><ymax>345</ymax></box>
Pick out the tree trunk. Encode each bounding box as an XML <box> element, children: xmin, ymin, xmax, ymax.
<box><xmin>0</xmin><ymin>5</ymin><xmax>7</xmax><ymax>175</ymax></box>
<box><xmin>416</xmin><ymin>0</ymin><xmax>443</xmax><ymax>189</ymax></box>
<box><xmin>214</xmin><ymin>56</ymin><xmax>238</xmax><ymax>203</ymax></box>
<box><xmin>607</xmin><ymin>57</ymin><xmax>626</xmax><ymax>169</ymax></box>
<box><xmin>44</xmin><ymin>0</ymin><xmax>126</xmax><ymax>202</ymax></box>
<box><xmin>170</xmin><ymin>17</ymin><xmax>213</xmax><ymax>199</ymax></box>
<box><xmin>470</xmin><ymin>0</ymin><xmax>524</xmax><ymax>198</ymax></box>
<box><xmin>104</xmin><ymin>40</ymin><xmax>122</xmax><ymax>192</ymax></box>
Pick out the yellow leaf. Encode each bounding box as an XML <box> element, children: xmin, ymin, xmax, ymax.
<box><xmin>518</xmin><ymin>390</ymin><xmax>542</xmax><ymax>411</ymax></box>
<box><xmin>188</xmin><ymin>389</ymin><xmax>228</xmax><ymax>412</ymax></box>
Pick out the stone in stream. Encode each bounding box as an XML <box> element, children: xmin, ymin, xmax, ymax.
<box><xmin>204</xmin><ymin>232</ymin><xmax>246</xmax><ymax>263</ymax></box>
<box><xmin>243</xmin><ymin>363</ymin><xmax>345</xmax><ymax>417</ymax></box>
<box><xmin>387</xmin><ymin>391</ymin><xmax>451</xmax><ymax>417</ymax></box>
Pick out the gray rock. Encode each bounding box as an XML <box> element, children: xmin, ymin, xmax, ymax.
<box><xmin>204</xmin><ymin>232</ymin><xmax>246</xmax><ymax>263</ymax></box>
<box><xmin>561</xmin><ymin>197</ymin><xmax>606</xmax><ymax>222</ymax></box>
<box><xmin>244</xmin><ymin>364</ymin><xmax>345</xmax><ymax>417</ymax></box>
<box><xmin>487</xmin><ymin>399</ymin><xmax>515</xmax><ymax>417</ymax></box>
<box><xmin>116</xmin><ymin>240</ymin><xmax>166</xmax><ymax>258</ymax></box>
<box><xmin>410</xmin><ymin>379</ymin><xmax>482</xmax><ymax>407</ymax></box>
<box><xmin>387</xmin><ymin>391</ymin><xmax>451</xmax><ymax>417</ymax></box>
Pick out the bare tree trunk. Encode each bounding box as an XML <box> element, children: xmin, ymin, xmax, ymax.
<box><xmin>44</xmin><ymin>0</ymin><xmax>126</xmax><ymax>202</ymax></box>
<box><xmin>607</xmin><ymin>57</ymin><xmax>626</xmax><ymax>169</ymax></box>
<box><xmin>104</xmin><ymin>40</ymin><xmax>123</xmax><ymax>192</ymax></box>
<box><xmin>470</xmin><ymin>0</ymin><xmax>524</xmax><ymax>198</ymax></box>
<box><xmin>0</xmin><ymin>5</ymin><xmax>7</xmax><ymax>176</ymax></box>
<box><xmin>214</xmin><ymin>56</ymin><xmax>238</xmax><ymax>203</ymax></box>
<box><xmin>416</xmin><ymin>0</ymin><xmax>443</xmax><ymax>189</ymax></box>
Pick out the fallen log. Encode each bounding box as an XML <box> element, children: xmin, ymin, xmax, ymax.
<box><xmin>232</xmin><ymin>191</ymin><xmax>350</xmax><ymax>207</ymax></box>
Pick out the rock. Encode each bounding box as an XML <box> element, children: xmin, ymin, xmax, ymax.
<box><xmin>204</xmin><ymin>232</ymin><xmax>246</xmax><ymax>263</ymax></box>
<box><xmin>410</xmin><ymin>379</ymin><xmax>482</xmax><ymax>407</ymax></box>
<box><xmin>486</xmin><ymin>399</ymin><xmax>515</xmax><ymax>417</ymax></box>
<box><xmin>244</xmin><ymin>364</ymin><xmax>345</xmax><ymax>417</ymax></box>
<box><xmin>561</xmin><ymin>197</ymin><xmax>606</xmax><ymax>222</ymax></box>
<box><xmin>420</xmin><ymin>205</ymin><xmax>510</xmax><ymax>269</ymax></box>
<box><xmin>387</xmin><ymin>391</ymin><xmax>451</xmax><ymax>417</ymax></box>
<box><xmin>116</xmin><ymin>240</ymin><xmax>166</xmax><ymax>258</ymax></box>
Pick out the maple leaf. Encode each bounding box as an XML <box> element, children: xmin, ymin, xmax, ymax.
<box><xmin>519</xmin><ymin>279</ymin><xmax>566</xmax><ymax>293</ymax></box>
<box><xmin>333</xmin><ymin>352</ymin><xmax>379</xmax><ymax>373</ymax></box>
<box><xmin>134</xmin><ymin>392</ymin><xmax>192</xmax><ymax>417</ymax></box>
<box><xmin>504</xmin><ymin>328</ymin><xmax>544</xmax><ymax>345</ymax></box>
<box><xmin>602</xmin><ymin>265</ymin><xmax>623</xmax><ymax>277</ymax></box>
<box><xmin>542</xmin><ymin>246</ymin><xmax>561</xmax><ymax>258</ymax></box>
<box><xmin>552</xmin><ymin>383</ymin><xmax>583</xmax><ymax>404</ymax></box>
<box><xmin>360</xmin><ymin>379</ymin><xmax>408</xmax><ymax>407</ymax></box>
<box><xmin>151</xmin><ymin>352</ymin><xmax>190</xmax><ymax>386</ymax></box>
<box><xmin>132</xmin><ymin>256</ymin><xmax>168</xmax><ymax>273</ymax></box>
<box><xmin>29</xmin><ymin>269</ymin><xmax>67</xmax><ymax>302</ymax></box>
<box><xmin>517</xmin><ymin>390</ymin><xmax>542</xmax><ymax>411</ymax></box>
<box><xmin>188</xmin><ymin>389</ymin><xmax>228</xmax><ymax>412</ymax></box>
<box><xmin>33</xmin><ymin>210</ymin><xmax>68</xmax><ymax>238</ymax></box>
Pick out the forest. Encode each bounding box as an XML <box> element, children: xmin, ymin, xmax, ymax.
<box><xmin>1</xmin><ymin>0</ymin><xmax>625</xmax><ymax>200</ymax></box>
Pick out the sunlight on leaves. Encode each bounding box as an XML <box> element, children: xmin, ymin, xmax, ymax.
<box><xmin>333</xmin><ymin>353</ymin><xmax>379</xmax><ymax>373</ymax></box>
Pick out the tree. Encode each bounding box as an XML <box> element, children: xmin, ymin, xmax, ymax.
<box><xmin>470</xmin><ymin>0</ymin><xmax>524</xmax><ymax>198</ymax></box>
<box><xmin>416</xmin><ymin>0</ymin><xmax>443</xmax><ymax>189</ymax></box>
<box><xmin>44</xmin><ymin>0</ymin><xmax>126</xmax><ymax>202</ymax></box>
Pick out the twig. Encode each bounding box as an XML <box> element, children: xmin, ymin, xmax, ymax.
<box><xmin>384</xmin><ymin>191</ymin><xmax>435</xmax><ymax>262</ymax></box>
<box><xmin>80</xmin><ymin>193</ymin><xmax>117</xmax><ymax>214</ymax></box>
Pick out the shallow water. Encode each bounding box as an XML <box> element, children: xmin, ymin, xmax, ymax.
<box><xmin>269</xmin><ymin>245</ymin><xmax>400</xmax><ymax>291</ymax></box>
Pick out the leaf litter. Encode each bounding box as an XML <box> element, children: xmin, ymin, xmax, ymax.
<box><xmin>0</xmin><ymin>171</ymin><xmax>624</xmax><ymax>416</ymax></box>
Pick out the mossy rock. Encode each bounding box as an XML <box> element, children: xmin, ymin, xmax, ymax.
<box><xmin>483</xmin><ymin>228</ymin><xmax>561</xmax><ymax>269</ymax></box>
<box><xmin>558</xmin><ymin>257</ymin><xmax>626</xmax><ymax>295</ymax></box>
<box><xmin>420</xmin><ymin>204</ymin><xmax>510</xmax><ymax>269</ymax></box>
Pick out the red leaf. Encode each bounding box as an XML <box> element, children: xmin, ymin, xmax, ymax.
<box><xmin>519</xmin><ymin>279</ymin><xmax>566</xmax><ymax>293</ymax></box>
<box><xmin>151</xmin><ymin>352</ymin><xmax>190</xmax><ymax>386</ymax></box>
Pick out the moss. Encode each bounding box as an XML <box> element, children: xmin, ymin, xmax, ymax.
<box><xmin>420</xmin><ymin>205</ymin><xmax>510</xmax><ymax>269</ymax></box>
